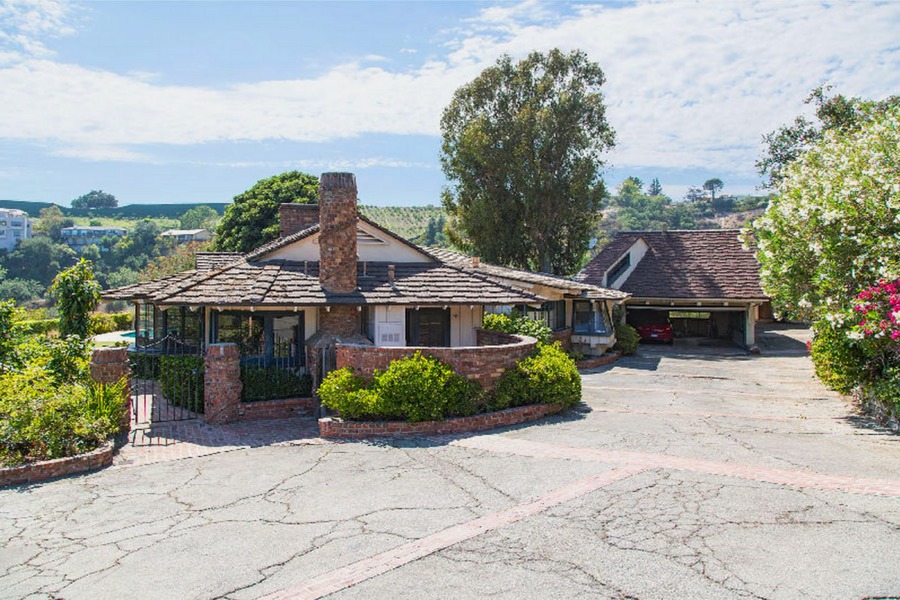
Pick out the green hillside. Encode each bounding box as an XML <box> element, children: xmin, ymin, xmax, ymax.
<box><xmin>0</xmin><ymin>199</ymin><xmax>228</xmax><ymax>219</ymax></box>
<box><xmin>359</xmin><ymin>205</ymin><xmax>446</xmax><ymax>241</ymax></box>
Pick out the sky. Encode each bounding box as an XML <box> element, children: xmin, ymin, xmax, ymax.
<box><xmin>0</xmin><ymin>0</ymin><xmax>898</xmax><ymax>208</ymax></box>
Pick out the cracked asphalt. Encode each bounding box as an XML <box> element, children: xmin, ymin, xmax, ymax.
<box><xmin>2</xmin><ymin>325</ymin><xmax>899</xmax><ymax>600</ymax></box>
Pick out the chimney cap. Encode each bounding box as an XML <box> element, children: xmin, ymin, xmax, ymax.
<box><xmin>320</xmin><ymin>172</ymin><xmax>357</xmax><ymax>191</ymax></box>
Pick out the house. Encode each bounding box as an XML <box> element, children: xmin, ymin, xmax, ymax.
<box><xmin>578</xmin><ymin>229</ymin><xmax>768</xmax><ymax>348</ymax></box>
<box><xmin>0</xmin><ymin>208</ymin><xmax>31</xmax><ymax>252</ymax></box>
<box><xmin>104</xmin><ymin>172</ymin><xmax>627</xmax><ymax>388</ymax></box>
<box><xmin>160</xmin><ymin>228</ymin><xmax>212</xmax><ymax>244</ymax></box>
<box><xmin>59</xmin><ymin>226</ymin><xmax>127</xmax><ymax>252</ymax></box>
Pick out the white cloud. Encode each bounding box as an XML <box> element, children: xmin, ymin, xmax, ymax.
<box><xmin>0</xmin><ymin>0</ymin><xmax>898</xmax><ymax>181</ymax></box>
<box><xmin>0</xmin><ymin>0</ymin><xmax>78</xmax><ymax>59</ymax></box>
<box><xmin>187</xmin><ymin>158</ymin><xmax>437</xmax><ymax>171</ymax></box>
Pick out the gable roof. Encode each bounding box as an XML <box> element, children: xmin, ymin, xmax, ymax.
<box><xmin>579</xmin><ymin>229</ymin><xmax>766</xmax><ymax>301</ymax></box>
<box><xmin>104</xmin><ymin>213</ymin><xmax>625</xmax><ymax>307</ymax></box>
<box><xmin>427</xmin><ymin>247</ymin><xmax>628</xmax><ymax>301</ymax></box>
<box><xmin>103</xmin><ymin>258</ymin><xmax>542</xmax><ymax>306</ymax></box>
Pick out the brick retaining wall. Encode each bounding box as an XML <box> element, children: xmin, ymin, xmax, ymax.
<box><xmin>238</xmin><ymin>397</ymin><xmax>316</xmax><ymax>421</ymax></box>
<box><xmin>576</xmin><ymin>352</ymin><xmax>621</xmax><ymax>370</ymax></box>
<box><xmin>319</xmin><ymin>403</ymin><xmax>560</xmax><ymax>439</ymax></box>
<box><xmin>336</xmin><ymin>331</ymin><xmax>536</xmax><ymax>389</ymax></box>
<box><xmin>0</xmin><ymin>441</ymin><xmax>114</xmax><ymax>488</ymax></box>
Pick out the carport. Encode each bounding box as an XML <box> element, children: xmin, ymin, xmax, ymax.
<box><xmin>625</xmin><ymin>302</ymin><xmax>758</xmax><ymax>347</ymax></box>
<box><xmin>578</xmin><ymin>229</ymin><xmax>770</xmax><ymax>349</ymax></box>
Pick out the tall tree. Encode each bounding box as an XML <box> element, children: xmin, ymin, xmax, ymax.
<box><xmin>440</xmin><ymin>49</ymin><xmax>615</xmax><ymax>275</ymax></box>
<box><xmin>756</xmin><ymin>85</ymin><xmax>899</xmax><ymax>188</ymax></box>
<box><xmin>702</xmin><ymin>178</ymin><xmax>724</xmax><ymax>202</ymax></box>
<box><xmin>684</xmin><ymin>186</ymin><xmax>705</xmax><ymax>203</ymax></box>
<box><xmin>71</xmin><ymin>190</ymin><xmax>118</xmax><ymax>209</ymax></box>
<box><xmin>215</xmin><ymin>171</ymin><xmax>319</xmax><ymax>253</ymax></box>
<box><xmin>179</xmin><ymin>205</ymin><xmax>219</xmax><ymax>230</ymax></box>
<box><xmin>49</xmin><ymin>259</ymin><xmax>101</xmax><ymax>338</ymax></box>
<box><xmin>648</xmin><ymin>178</ymin><xmax>663</xmax><ymax>196</ymax></box>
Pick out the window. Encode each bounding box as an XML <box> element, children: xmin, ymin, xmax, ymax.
<box><xmin>607</xmin><ymin>254</ymin><xmax>631</xmax><ymax>287</ymax></box>
<box><xmin>514</xmin><ymin>301</ymin><xmax>567</xmax><ymax>331</ymax></box>
<box><xmin>361</xmin><ymin>305</ymin><xmax>376</xmax><ymax>341</ymax></box>
<box><xmin>212</xmin><ymin>311</ymin><xmax>305</xmax><ymax>366</ymax></box>
<box><xmin>573</xmin><ymin>301</ymin><xmax>612</xmax><ymax>335</ymax></box>
<box><xmin>406</xmin><ymin>308</ymin><xmax>450</xmax><ymax>347</ymax></box>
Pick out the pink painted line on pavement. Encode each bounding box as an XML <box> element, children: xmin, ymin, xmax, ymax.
<box><xmin>454</xmin><ymin>436</ymin><xmax>900</xmax><ymax>498</ymax></box>
<box><xmin>259</xmin><ymin>465</ymin><xmax>646</xmax><ymax>600</ymax></box>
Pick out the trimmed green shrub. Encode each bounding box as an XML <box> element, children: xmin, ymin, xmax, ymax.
<box><xmin>317</xmin><ymin>367</ymin><xmax>376</xmax><ymax>420</ymax></box>
<box><xmin>482</xmin><ymin>312</ymin><xmax>552</xmax><ymax>343</ymax></box>
<box><xmin>241</xmin><ymin>365</ymin><xmax>312</xmax><ymax>402</ymax></box>
<box><xmin>17</xmin><ymin>318</ymin><xmax>58</xmax><ymax>335</ymax></box>
<box><xmin>159</xmin><ymin>355</ymin><xmax>204</xmax><ymax>412</ymax></box>
<box><xmin>319</xmin><ymin>353</ymin><xmax>480</xmax><ymax>422</ymax></box>
<box><xmin>371</xmin><ymin>352</ymin><xmax>479</xmax><ymax>422</ymax></box>
<box><xmin>492</xmin><ymin>343</ymin><xmax>581</xmax><ymax>411</ymax></box>
<box><xmin>809</xmin><ymin>324</ymin><xmax>867</xmax><ymax>395</ymax></box>
<box><xmin>90</xmin><ymin>312</ymin><xmax>133</xmax><ymax>335</ymax></box>
<box><xmin>0</xmin><ymin>371</ymin><xmax>127</xmax><ymax>466</ymax></box>
<box><xmin>613</xmin><ymin>322</ymin><xmax>640</xmax><ymax>356</ymax></box>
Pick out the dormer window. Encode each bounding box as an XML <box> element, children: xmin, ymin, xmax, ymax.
<box><xmin>607</xmin><ymin>253</ymin><xmax>630</xmax><ymax>287</ymax></box>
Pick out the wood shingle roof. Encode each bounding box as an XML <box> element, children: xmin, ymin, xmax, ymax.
<box><xmin>578</xmin><ymin>229</ymin><xmax>767</xmax><ymax>301</ymax></box>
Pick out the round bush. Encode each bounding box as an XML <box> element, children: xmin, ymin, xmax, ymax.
<box><xmin>371</xmin><ymin>352</ymin><xmax>478</xmax><ymax>422</ymax></box>
<box><xmin>492</xmin><ymin>343</ymin><xmax>581</xmax><ymax>411</ymax></box>
<box><xmin>318</xmin><ymin>354</ymin><xmax>479</xmax><ymax>423</ymax></box>
<box><xmin>318</xmin><ymin>367</ymin><xmax>377</xmax><ymax>420</ymax></box>
<box><xmin>613</xmin><ymin>322</ymin><xmax>640</xmax><ymax>355</ymax></box>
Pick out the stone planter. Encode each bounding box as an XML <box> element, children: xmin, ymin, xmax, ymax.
<box><xmin>319</xmin><ymin>403</ymin><xmax>561</xmax><ymax>439</ymax></box>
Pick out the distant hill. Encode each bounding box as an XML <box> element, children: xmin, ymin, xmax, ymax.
<box><xmin>359</xmin><ymin>205</ymin><xmax>446</xmax><ymax>241</ymax></box>
<box><xmin>0</xmin><ymin>199</ymin><xmax>229</xmax><ymax>219</ymax></box>
<box><xmin>0</xmin><ymin>200</ymin><xmax>55</xmax><ymax>217</ymax></box>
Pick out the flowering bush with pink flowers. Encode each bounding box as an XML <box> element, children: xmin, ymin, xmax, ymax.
<box><xmin>853</xmin><ymin>278</ymin><xmax>900</xmax><ymax>345</ymax></box>
<box><xmin>847</xmin><ymin>278</ymin><xmax>900</xmax><ymax>412</ymax></box>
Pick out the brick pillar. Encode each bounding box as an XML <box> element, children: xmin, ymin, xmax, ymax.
<box><xmin>90</xmin><ymin>347</ymin><xmax>132</xmax><ymax>433</ymax></box>
<box><xmin>204</xmin><ymin>343</ymin><xmax>242</xmax><ymax>425</ymax></box>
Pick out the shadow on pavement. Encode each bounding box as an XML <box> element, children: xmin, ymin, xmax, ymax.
<box><xmin>359</xmin><ymin>404</ymin><xmax>592</xmax><ymax>450</ymax></box>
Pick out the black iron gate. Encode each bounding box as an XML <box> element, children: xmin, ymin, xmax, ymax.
<box><xmin>128</xmin><ymin>304</ymin><xmax>204</xmax><ymax>425</ymax></box>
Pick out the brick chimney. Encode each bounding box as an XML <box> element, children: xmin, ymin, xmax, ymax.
<box><xmin>318</xmin><ymin>172</ymin><xmax>358</xmax><ymax>294</ymax></box>
<box><xmin>280</xmin><ymin>203</ymin><xmax>320</xmax><ymax>237</ymax></box>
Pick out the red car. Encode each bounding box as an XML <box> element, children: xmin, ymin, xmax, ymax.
<box><xmin>636</xmin><ymin>323</ymin><xmax>674</xmax><ymax>344</ymax></box>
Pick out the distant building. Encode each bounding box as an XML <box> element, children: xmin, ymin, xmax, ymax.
<box><xmin>0</xmin><ymin>208</ymin><xmax>31</xmax><ymax>252</ymax></box>
<box><xmin>160</xmin><ymin>228</ymin><xmax>212</xmax><ymax>244</ymax></box>
<box><xmin>59</xmin><ymin>226</ymin><xmax>127</xmax><ymax>252</ymax></box>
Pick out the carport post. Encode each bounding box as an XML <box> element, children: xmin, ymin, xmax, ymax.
<box><xmin>745</xmin><ymin>304</ymin><xmax>757</xmax><ymax>346</ymax></box>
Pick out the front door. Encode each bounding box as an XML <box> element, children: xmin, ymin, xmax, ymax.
<box><xmin>407</xmin><ymin>308</ymin><xmax>451</xmax><ymax>347</ymax></box>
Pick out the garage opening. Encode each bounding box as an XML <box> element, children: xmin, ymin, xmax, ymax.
<box><xmin>627</xmin><ymin>307</ymin><xmax>747</xmax><ymax>346</ymax></box>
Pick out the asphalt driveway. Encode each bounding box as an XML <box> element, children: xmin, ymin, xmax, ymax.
<box><xmin>2</xmin><ymin>325</ymin><xmax>898</xmax><ymax>600</ymax></box>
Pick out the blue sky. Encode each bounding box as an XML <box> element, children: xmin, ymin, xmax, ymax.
<box><xmin>1</xmin><ymin>0</ymin><xmax>898</xmax><ymax>207</ymax></box>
